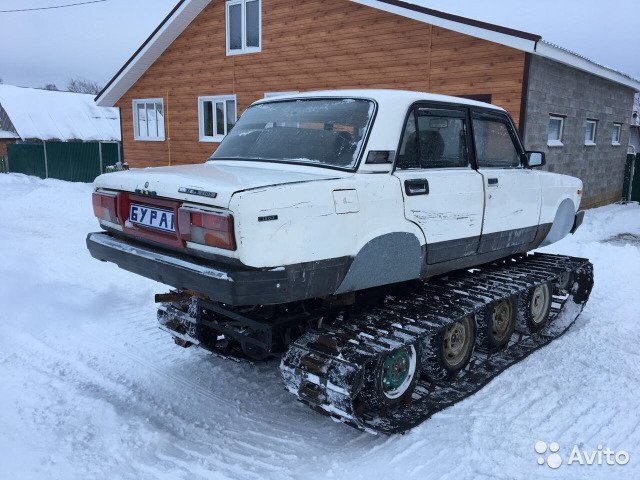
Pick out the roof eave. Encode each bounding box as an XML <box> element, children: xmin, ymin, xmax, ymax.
<box><xmin>96</xmin><ymin>0</ymin><xmax>211</xmax><ymax>107</ymax></box>
<box><xmin>535</xmin><ymin>41</ymin><xmax>640</xmax><ymax>92</ymax></box>
<box><xmin>96</xmin><ymin>0</ymin><xmax>640</xmax><ymax>109</ymax></box>
<box><xmin>350</xmin><ymin>0</ymin><xmax>540</xmax><ymax>52</ymax></box>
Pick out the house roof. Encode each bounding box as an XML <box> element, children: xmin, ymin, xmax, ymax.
<box><xmin>96</xmin><ymin>0</ymin><xmax>210</xmax><ymax>107</ymax></box>
<box><xmin>0</xmin><ymin>85</ymin><xmax>121</xmax><ymax>142</ymax></box>
<box><xmin>95</xmin><ymin>0</ymin><xmax>640</xmax><ymax>107</ymax></box>
<box><xmin>0</xmin><ymin>130</ymin><xmax>20</xmax><ymax>140</ymax></box>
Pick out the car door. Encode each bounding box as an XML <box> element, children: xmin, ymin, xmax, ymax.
<box><xmin>471</xmin><ymin>110</ymin><xmax>541</xmax><ymax>253</ymax></box>
<box><xmin>394</xmin><ymin>105</ymin><xmax>485</xmax><ymax>264</ymax></box>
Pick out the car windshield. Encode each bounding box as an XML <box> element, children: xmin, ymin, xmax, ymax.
<box><xmin>209</xmin><ymin>98</ymin><xmax>375</xmax><ymax>169</ymax></box>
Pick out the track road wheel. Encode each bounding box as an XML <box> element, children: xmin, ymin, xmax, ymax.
<box><xmin>423</xmin><ymin>315</ymin><xmax>476</xmax><ymax>381</ymax></box>
<box><xmin>554</xmin><ymin>271</ymin><xmax>574</xmax><ymax>294</ymax></box>
<box><xmin>522</xmin><ymin>283</ymin><xmax>552</xmax><ymax>333</ymax></box>
<box><xmin>477</xmin><ymin>297</ymin><xmax>516</xmax><ymax>352</ymax></box>
<box><xmin>359</xmin><ymin>345</ymin><xmax>420</xmax><ymax>411</ymax></box>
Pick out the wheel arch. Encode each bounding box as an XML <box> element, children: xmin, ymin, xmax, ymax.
<box><xmin>335</xmin><ymin>231</ymin><xmax>424</xmax><ymax>294</ymax></box>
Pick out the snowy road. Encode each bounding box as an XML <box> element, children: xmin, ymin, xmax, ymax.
<box><xmin>1</xmin><ymin>173</ymin><xmax>639</xmax><ymax>480</ymax></box>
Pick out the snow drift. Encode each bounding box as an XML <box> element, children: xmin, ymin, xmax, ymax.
<box><xmin>0</xmin><ymin>173</ymin><xmax>638</xmax><ymax>480</ymax></box>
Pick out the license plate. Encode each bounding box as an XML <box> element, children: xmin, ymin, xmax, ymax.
<box><xmin>129</xmin><ymin>204</ymin><xmax>175</xmax><ymax>232</ymax></box>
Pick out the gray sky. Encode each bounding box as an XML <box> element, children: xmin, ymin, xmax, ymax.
<box><xmin>1</xmin><ymin>0</ymin><xmax>638</xmax><ymax>90</ymax></box>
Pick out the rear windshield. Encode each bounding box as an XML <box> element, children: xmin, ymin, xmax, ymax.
<box><xmin>210</xmin><ymin>98</ymin><xmax>375</xmax><ymax>170</ymax></box>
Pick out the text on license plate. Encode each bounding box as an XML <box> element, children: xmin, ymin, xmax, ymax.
<box><xmin>129</xmin><ymin>204</ymin><xmax>175</xmax><ymax>232</ymax></box>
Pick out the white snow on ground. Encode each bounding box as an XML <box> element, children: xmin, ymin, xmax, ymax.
<box><xmin>0</xmin><ymin>172</ymin><xmax>639</xmax><ymax>480</ymax></box>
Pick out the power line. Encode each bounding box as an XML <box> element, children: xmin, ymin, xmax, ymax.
<box><xmin>0</xmin><ymin>0</ymin><xmax>108</xmax><ymax>13</ymax></box>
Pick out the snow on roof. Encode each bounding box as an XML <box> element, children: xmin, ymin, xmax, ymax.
<box><xmin>0</xmin><ymin>130</ymin><xmax>19</xmax><ymax>139</ymax></box>
<box><xmin>0</xmin><ymin>84</ymin><xmax>121</xmax><ymax>142</ymax></box>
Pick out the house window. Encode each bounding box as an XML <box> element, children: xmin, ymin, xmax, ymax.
<box><xmin>547</xmin><ymin>115</ymin><xmax>564</xmax><ymax>147</ymax></box>
<box><xmin>584</xmin><ymin>120</ymin><xmax>598</xmax><ymax>146</ymax></box>
<box><xmin>133</xmin><ymin>99</ymin><xmax>165</xmax><ymax>141</ymax></box>
<box><xmin>198</xmin><ymin>95</ymin><xmax>237</xmax><ymax>142</ymax></box>
<box><xmin>612</xmin><ymin>123</ymin><xmax>622</xmax><ymax>146</ymax></box>
<box><xmin>226</xmin><ymin>0</ymin><xmax>261</xmax><ymax>55</ymax></box>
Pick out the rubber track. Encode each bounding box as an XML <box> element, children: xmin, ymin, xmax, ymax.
<box><xmin>280</xmin><ymin>253</ymin><xmax>594</xmax><ymax>434</ymax></box>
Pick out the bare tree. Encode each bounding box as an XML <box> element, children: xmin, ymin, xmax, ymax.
<box><xmin>634</xmin><ymin>93</ymin><xmax>640</xmax><ymax>113</ymax></box>
<box><xmin>42</xmin><ymin>83</ymin><xmax>59</xmax><ymax>91</ymax></box>
<box><xmin>66</xmin><ymin>76</ymin><xmax>102</xmax><ymax>95</ymax></box>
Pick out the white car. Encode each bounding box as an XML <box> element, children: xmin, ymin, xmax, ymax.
<box><xmin>88</xmin><ymin>90</ymin><xmax>584</xmax><ymax>306</ymax></box>
<box><xmin>87</xmin><ymin>90</ymin><xmax>592</xmax><ymax>432</ymax></box>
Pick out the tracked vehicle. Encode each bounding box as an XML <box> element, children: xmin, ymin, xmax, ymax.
<box><xmin>87</xmin><ymin>90</ymin><xmax>593</xmax><ymax>433</ymax></box>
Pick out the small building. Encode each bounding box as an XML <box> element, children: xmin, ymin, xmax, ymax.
<box><xmin>95</xmin><ymin>0</ymin><xmax>640</xmax><ymax>207</ymax></box>
<box><xmin>0</xmin><ymin>84</ymin><xmax>122</xmax><ymax>181</ymax></box>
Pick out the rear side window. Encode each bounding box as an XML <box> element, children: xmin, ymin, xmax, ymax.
<box><xmin>472</xmin><ymin>115</ymin><xmax>521</xmax><ymax>168</ymax></box>
<box><xmin>397</xmin><ymin>108</ymin><xmax>469</xmax><ymax>169</ymax></box>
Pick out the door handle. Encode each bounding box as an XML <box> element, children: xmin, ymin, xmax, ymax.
<box><xmin>405</xmin><ymin>179</ymin><xmax>429</xmax><ymax>196</ymax></box>
<box><xmin>488</xmin><ymin>178</ymin><xmax>499</xmax><ymax>186</ymax></box>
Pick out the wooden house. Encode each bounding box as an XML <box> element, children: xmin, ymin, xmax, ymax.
<box><xmin>96</xmin><ymin>0</ymin><xmax>640</xmax><ymax>207</ymax></box>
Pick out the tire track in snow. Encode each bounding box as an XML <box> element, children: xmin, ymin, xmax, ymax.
<box><xmin>7</xmin><ymin>330</ymin><xmax>299</xmax><ymax>480</ymax></box>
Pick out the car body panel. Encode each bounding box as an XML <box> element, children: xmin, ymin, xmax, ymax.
<box><xmin>89</xmin><ymin>90</ymin><xmax>584</xmax><ymax>304</ymax></box>
<box><xmin>93</xmin><ymin>161</ymin><xmax>345</xmax><ymax>209</ymax></box>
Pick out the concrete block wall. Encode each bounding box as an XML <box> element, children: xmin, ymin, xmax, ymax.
<box><xmin>523</xmin><ymin>55</ymin><xmax>636</xmax><ymax>208</ymax></box>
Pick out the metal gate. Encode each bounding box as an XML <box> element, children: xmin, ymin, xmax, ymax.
<box><xmin>7</xmin><ymin>141</ymin><xmax>121</xmax><ymax>182</ymax></box>
<box><xmin>623</xmin><ymin>154</ymin><xmax>640</xmax><ymax>202</ymax></box>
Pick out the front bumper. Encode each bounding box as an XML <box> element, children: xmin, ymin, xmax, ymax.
<box><xmin>571</xmin><ymin>210</ymin><xmax>585</xmax><ymax>234</ymax></box>
<box><xmin>86</xmin><ymin>232</ymin><xmax>350</xmax><ymax>306</ymax></box>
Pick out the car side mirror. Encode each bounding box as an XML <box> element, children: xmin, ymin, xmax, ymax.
<box><xmin>526</xmin><ymin>151</ymin><xmax>545</xmax><ymax>168</ymax></box>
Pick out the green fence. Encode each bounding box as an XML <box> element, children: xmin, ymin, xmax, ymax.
<box><xmin>100</xmin><ymin>142</ymin><xmax>120</xmax><ymax>172</ymax></box>
<box><xmin>7</xmin><ymin>141</ymin><xmax>120</xmax><ymax>182</ymax></box>
<box><xmin>632</xmin><ymin>154</ymin><xmax>640</xmax><ymax>202</ymax></box>
<box><xmin>7</xmin><ymin>143</ymin><xmax>47</xmax><ymax>178</ymax></box>
<box><xmin>623</xmin><ymin>153</ymin><xmax>640</xmax><ymax>202</ymax></box>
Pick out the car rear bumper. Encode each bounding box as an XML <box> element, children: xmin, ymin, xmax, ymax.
<box><xmin>86</xmin><ymin>232</ymin><xmax>350</xmax><ymax>306</ymax></box>
<box><xmin>571</xmin><ymin>210</ymin><xmax>585</xmax><ymax>234</ymax></box>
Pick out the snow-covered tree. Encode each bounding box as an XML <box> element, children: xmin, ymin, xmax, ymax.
<box><xmin>66</xmin><ymin>77</ymin><xmax>102</xmax><ymax>95</ymax></box>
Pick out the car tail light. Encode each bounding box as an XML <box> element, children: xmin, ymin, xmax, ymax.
<box><xmin>92</xmin><ymin>192</ymin><xmax>119</xmax><ymax>224</ymax></box>
<box><xmin>178</xmin><ymin>208</ymin><xmax>236</xmax><ymax>250</ymax></box>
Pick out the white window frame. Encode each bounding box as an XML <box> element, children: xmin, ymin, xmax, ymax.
<box><xmin>133</xmin><ymin>98</ymin><xmax>165</xmax><ymax>141</ymax></box>
<box><xmin>226</xmin><ymin>0</ymin><xmax>262</xmax><ymax>56</ymax></box>
<box><xmin>264</xmin><ymin>91</ymin><xmax>299</xmax><ymax>99</ymax></box>
<box><xmin>547</xmin><ymin>115</ymin><xmax>565</xmax><ymax>147</ymax></box>
<box><xmin>198</xmin><ymin>95</ymin><xmax>237</xmax><ymax>142</ymax></box>
<box><xmin>612</xmin><ymin>123</ymin><xmax>622</xmax><ymax>146</ymax></box>
<box><xmin>584</xmin><ymin>119</ymin><xmax>598</xmax><ymax>146</ymax></box>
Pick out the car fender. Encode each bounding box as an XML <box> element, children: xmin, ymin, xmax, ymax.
<box><xmin>539</xmin><ymin>196</ymin><xmax>577</xmax><ymax>247</ymax></box>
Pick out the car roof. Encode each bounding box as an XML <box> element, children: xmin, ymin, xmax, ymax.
<box><xmin>252</xmin><ymin>89</ymin><xmax>505</xmax><ymax>111</ymax></box>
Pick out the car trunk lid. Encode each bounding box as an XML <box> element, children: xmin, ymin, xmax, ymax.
<box><xmin>94</xmin><ymin>161</ymin><xmax>343</xmax><ymax>209</ymax></box>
